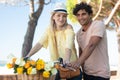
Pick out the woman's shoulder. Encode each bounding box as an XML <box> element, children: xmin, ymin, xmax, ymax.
<box><xmin>66</xmin><ymin>24</ymin><xmax>73</xmax><ymax>29</ymax></box>
<box><xmin>64</xmin><ymin>24</ymin><xmax>75</xmax><ymax>35</ymax></box>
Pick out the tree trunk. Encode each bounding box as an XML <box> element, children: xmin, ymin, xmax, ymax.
<box><xmin>22</xmin><ymin>16</ymin><xmax>37</xmax><ymax>57</ymax></box>
<box><xmin>22</xmin><ymin>0</ymin><xmax>44</xmax><ymax>57</ymax></box>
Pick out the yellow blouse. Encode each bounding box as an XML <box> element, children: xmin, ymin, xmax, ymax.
<box><xmin>38</xmin><ymin>26</ymin><xmax>77</xmax><ymax>62</ymax></box>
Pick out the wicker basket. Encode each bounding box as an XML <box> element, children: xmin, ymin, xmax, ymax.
<box><xmin>18</xmin><ymin>72</ymin><xmax>51</xmax><ymax>80</ymax></box>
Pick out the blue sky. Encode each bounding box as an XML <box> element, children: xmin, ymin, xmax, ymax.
<box><xmin>0</xmin><ymin>1</ymin><xmax>52</xmax><ymax>61</ymax></box>
<box><xmin>0</xmin><ymin>1</ymin><xmax>119</xmax><ymax>68</ymax></box>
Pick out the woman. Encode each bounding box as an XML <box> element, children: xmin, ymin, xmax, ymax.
<box><xmin>25</xmin><ymin>2</ymin><xmax>82</xmax><ymax>80</ymax></box>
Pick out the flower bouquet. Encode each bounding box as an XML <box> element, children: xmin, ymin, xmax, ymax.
<box><xmin>6</xmin><ymin>54</ymin><xmax>57</xmax><ymax>79</ymax></box>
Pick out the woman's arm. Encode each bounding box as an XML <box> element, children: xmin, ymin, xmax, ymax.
<box><xmin>64</xmin><ymin>24</ymin><xmax>75</xmax><ymax>63</ymax></box>
<box><xmin>26</xmin><ymin>42</ymin><xmax>43</xmax><ymax>57</ymax></box>
<box><xmin>64</xmin><ymin>48</ymin><xmax>72</xmax><ymax>63</ymax></box>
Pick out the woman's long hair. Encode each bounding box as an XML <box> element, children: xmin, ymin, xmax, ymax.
<box><xmin>50</xmin><ymin>12</ymin><xmax>68</xmax><ymax>33</ymax></box>
<box><xmin>48</xmin><ymin>12</ymin><xmax>68</xmax><ymax>59</ymax></box>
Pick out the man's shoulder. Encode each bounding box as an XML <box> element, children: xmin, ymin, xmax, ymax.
<box><xmin>93</xmin><ymin>20</ymin><xmax>105</xmax><ymax>25</ymax></box>
<box><xmin>91</xmin><ymin>20</ymin><xmax>106</xmax><ymax>29</ymax></box>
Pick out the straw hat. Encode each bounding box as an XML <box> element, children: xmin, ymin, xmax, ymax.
<box><xmin>53</xmin><ymin>2</ymin><xmax>67</xmax><ymax>14</ymax></box>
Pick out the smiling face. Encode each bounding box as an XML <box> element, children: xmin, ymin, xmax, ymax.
<box><xmin>53</xmin><ymin>12</ymin><xmax>67</xmax><ymax>27</ymax></box>
<box><xmin>76</xmin><ymin>9</ymin><xmax>92</xmax><ymax>27</ymax></box>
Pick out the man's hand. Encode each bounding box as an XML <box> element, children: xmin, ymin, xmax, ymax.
<box><xmin>67</xmin><ymin>60</ymin><xmax>81</xmax><ymax>69</ymax></box>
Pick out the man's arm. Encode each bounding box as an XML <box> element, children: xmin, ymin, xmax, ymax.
<box><xmin>78</xmin><ymin>47</ymin><xmax>82</xmax><ymax>57</ymax></box>
<box><xmin>78</xmin><ymin>36</ymin><xmax>101</xmax><ymax>65</ymax></box>
<box><xmin>69</xmin><ymin>36</ymin><xmax>101</xmax><ymax>68</ymax></box>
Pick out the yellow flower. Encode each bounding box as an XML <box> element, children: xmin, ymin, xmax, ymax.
<box><xmin>7</xmin><ymin>55</ymin><xmax>56</xmax><ymax>76</ymax></box>
<box><xmin>17</xmin><ymin>67</ymin><xmax>23</xmax><ymax>74</ymax></box>
<box><xmin>36</xmin><ymin>59</ymin><xmax>45</xmax><ymax>70</ymax></box>
<box><xmin>36</xmin><ymin>64</ymin><xmax>43</xmax><ymax>70</ymax></box>
<box><xmin>27</xmin><ymin>67</ymin><xmax>32</xmax><ymax>74</ymax></box>
<box><xmin>43</xmin><ymin>71</ymin><xmax>50</xmax><ymax>78</ymax></box>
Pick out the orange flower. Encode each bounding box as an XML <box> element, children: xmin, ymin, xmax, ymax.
<box><xmin>7</xmin><ymin>56</ymin><xmax>56</xmax><ymax>76</ymax></box>
<box><xmin>6</xmin><ymin>63</ymin><xmax>13</xmax><ymax>69</ymax></box>
<box><xmin>54</xmin><ymin>63</ymin><xmax>60</xmax><ymax>69</ymax></box>
<box><xmin>24</xmin><ymin>62</ymin><xmax>30</xmax><ymax>69</ymax></box>
<box><xmin>26</xmin><ymin>60</ymin><xmax>31</xmax><ymax>63</ymax></box>
<box><xmin>30</xmin><ymin>60</ymin><xmax>36</xmax><ymax>66</ymax></box>
<box><xmin>12</xmin><ymin>57</ymin><xmax>17</xmax><ymax>63</ymax></box>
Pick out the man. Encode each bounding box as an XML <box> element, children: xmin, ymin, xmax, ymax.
<box><xmin>68</xmin><ymin>2</ymin><xmax>110</xmax><ymax>80</ymax></box>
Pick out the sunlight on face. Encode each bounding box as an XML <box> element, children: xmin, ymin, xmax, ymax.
<box><xmin>53</xmin><ymin>12</ymin><xmax>67</xmax><ymax>27</ymax></box>
<box><xmin>76</xmin><ymin>9</ymin><xmax>92</xmax><ymax>26</ymax></box>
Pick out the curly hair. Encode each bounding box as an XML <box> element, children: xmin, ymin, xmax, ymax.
<box><xmin>73</xmin><ymin>2</ymin><xmax>93</xmax><ymax>15</ymax></box>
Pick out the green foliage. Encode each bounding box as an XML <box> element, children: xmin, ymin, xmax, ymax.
<box><xmin>66</xmin><ymin>0</ymin><xmax>78</xmax><ymax>23</ymax></box>
<box><xmin>117</xmin><ymin>11</ymin><xmax>120</xmax><ymax>18</ymax></box>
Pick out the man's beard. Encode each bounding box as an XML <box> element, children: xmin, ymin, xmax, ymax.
<box><xmin>80</xmin><ymin>17</ymin><xmax>92</xmax><ymax>26</ymax></box>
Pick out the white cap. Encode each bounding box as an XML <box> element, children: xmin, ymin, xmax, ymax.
<box><xmin>53</xmin><ymin>2</ymin><xmax>67</xmax><ymax>13</ymax></box>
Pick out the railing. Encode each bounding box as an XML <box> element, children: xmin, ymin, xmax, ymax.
<box><xmin>0</xmin><ymin>70</ymin><xmax>117</xmax><ymax>80</ymax></box>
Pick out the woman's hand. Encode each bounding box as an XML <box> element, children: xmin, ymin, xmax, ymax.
<box><xmin>63</xmin><ymin>60</ymin><xmax>70</xmax><ymax>64</ymax></box>
<box><xmin>23</xmin><ymin>56</ymin><xmax>29</xmax><ymax>60</ymax></box>
<box><xmin>67</xmin><ymin>60</ymin><xmax>81</xmax><ymax>69</ymax></box>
